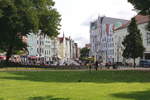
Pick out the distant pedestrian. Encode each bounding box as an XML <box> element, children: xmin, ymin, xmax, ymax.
<box><xmin>95</xmin><ymin>61</ymin><xmax>99</xmax><ymax>71</ymax></box>
<box><xmin>89</xmin><ymin>61</ymin><xmax>92</xmax><ymax>72</ymax></box>
<box><xmin>99</xmin><ymin>62</ymin><xmax>102</xmax><ymax>69</ymax></box>
<box><xmin>112</xmin><ymin>63</ymin><xmax>116</xmax><ymax>69</ymax></box>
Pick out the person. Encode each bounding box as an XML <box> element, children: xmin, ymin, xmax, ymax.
<box><xmin>99</xmin><ymin>61</ymin><xmax>103</xmax><ymax>69</ymax></box>
<box><xmin>112</xmin><ymin>62</ymin><xmax>116</xmax><ymax>69</ymax></box>
<box><xmin>95</xmin><ymin>61</ymin><xmax>99</xmax><ymax>71</ymax></box>
<box><xmin>89</xmin><ymin>61</ymin><xmax>92</xmax><ymax>71</ymax></box>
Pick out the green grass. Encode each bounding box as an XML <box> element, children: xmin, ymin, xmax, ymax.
<box><xmin>0</xmin><ymin>70</ymin><xmax>150</xmax><ymax>100</ymax></box>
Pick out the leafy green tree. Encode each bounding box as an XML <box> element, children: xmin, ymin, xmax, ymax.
<box><xmin>128</xmin><ymin>0</ymin><xmax>150</xmax><ymax>15</ymax></box>
<box><xmin>122</xmin><ymin>18</ymin><xmax>145</xmax><ymax>67</ymax></box>
<box><xmin>0</xmin><ymin>49</ymin><xmax>4</xmax><ymax>53</ymax></box>
<box><xmin>128</xmin><ymin>0</ymin><xmax>150</xmax><ymax>31</ymax></box>
<box><xmin>80</xmin><ymin>47</ymin><xmax>90</xmax><ymax>60</ymax></box>
<box><xmin>0</xmin><ymin>0</ymin><xmax>61</xmax><ymax>62</ymax></box>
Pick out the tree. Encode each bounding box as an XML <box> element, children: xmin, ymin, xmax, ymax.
<box><xmin>128</xmin><ymin>0</ymin><xmax>150</xmax><ymax>15</ymax></box>
<box><xmin>122</xmin><ymin>18</ymin><xmax>145</xmax><ymax>67</ymax></box>
<box><xmin>128</xmin><ymin>0</ymin><xmax>150</xmax><ymax>31</ymax></box>
<box><xmin>0</xmin><ymin>49</ymin><xmax>4</xmax><ymax>53</ymax></box>
<box><xmin>80</xmin><ymin>47</ymin><xmax>90</xmax><ymax>60</ymax></box>
<box><xmin>0</xmin><ymin>0</ymin><xmax>61</xmax><ymax>62</ymax></box>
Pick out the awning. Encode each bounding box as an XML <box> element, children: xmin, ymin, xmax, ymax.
<box><xmin>57</xmin><ymin>56</ymin><xmax>62</xmax><ymax>59</ymax></box>
<box><xmin>0</xmin><ymin>56</ymin><xmax>6</xmax><ymax>60</ymax></box>
<box><xmin>28</xmin><ymin>56</ymin><xmax>38</xmax><ymax>59</ymax></box>
<box><xmin>144</xmin><ymin>51</ymin><xmax>150</xmax><ymax>54</ymax></box>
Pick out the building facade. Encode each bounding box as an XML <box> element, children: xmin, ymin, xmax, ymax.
<box><xmin>27</xmin><ymin>32</ymin><xmax>79</xmax><ymax>64</ymax></box>
<box><xmin>58</xmin><ymin>34</ymin><xmax>79</xmax><ymax>62</ymax></box>
<box><xmin>27</xmin><ymin>32</ymin><xmax>57</xmax><ymax>63</ymax></box>
<box><xmin>90</xmin><ymin>16</ymin><xmax>128</xmax><ymax>63</ymax></box>
<box><xmin>114</xmin><ymin>15</ymin><xmax>150</xmax><ymax>65</ymax></box>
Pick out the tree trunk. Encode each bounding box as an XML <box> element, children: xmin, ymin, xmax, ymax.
<box><xmin>133</xmin><ymin>58</ymin><xmax>136</xmax><ymax>68</ymax></box>
<box><xmin>5</xmin><ymin>32</ymin><xmax>16</xmax><ymax>64</ymax></box>
<box><xmin>5</xmin><ymin>46</ymin><xmax>13</xmax><ymax>64</ymax></box>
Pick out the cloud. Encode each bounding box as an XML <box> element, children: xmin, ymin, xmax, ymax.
<box><xmin>81</xmin><ymin>18</ymin><xmax>91</xmax><ymax>26</ymax></box>
<box><xmin>81</xmin><ymin>14</ymin><xmax>99</xmax><ymax>26</ymax></box>
<box><xmin>116</xmin><ymin>10</ymin><xmax>137</xmax><ymax>19</ymax></box>
<box><xmin>54</xmin><ymin>0</ymin><xmax>136</xmax><ymax>47</ymax></box>
<box><xmin>73</xmin><ymin>36</ymin><xmax>89</xmax><ymax>48</ymax></box>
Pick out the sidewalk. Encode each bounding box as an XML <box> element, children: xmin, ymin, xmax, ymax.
<box><xmin>0</xmin><ymin>67</ymin><xmax>150</xmax><ymax>72</ymax></box>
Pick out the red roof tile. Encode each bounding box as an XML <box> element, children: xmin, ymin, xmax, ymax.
<box><xmin>59</xmin><ymin>37</ymin><xmax>63</xmax><ymax>43</ymax></box>
<box><xmin>115</xmin><ymin>15</ymin><xmax>150</xmax><ymax>31</ymax></box>
<box><xmin>135</xmin><ymin>15</ymin><xmax>150</xmax><ymax>24</ymax></box>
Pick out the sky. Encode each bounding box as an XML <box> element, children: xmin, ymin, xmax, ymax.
<box><xmin>54</xmin><ymin>0</ymin><xmax>137</xmax><ymax>47</ymax></box>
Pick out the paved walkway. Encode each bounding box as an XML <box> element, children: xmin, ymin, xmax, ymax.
<box><xmin>0</xmin><ymin>67</ymin><xmax>150</xmax><ymax>72</ymax></box>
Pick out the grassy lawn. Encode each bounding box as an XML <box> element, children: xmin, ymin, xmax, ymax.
<box><xmin>0</xmin><ymin>70</ymin><xmax>150</xmax><ymax>100</ymax></box>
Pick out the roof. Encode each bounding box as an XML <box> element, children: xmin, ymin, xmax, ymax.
<box><xmin>98</xmin><ymin>16</ymin><xmax>128</xmax><ymax>24</ymax></box>
<box><xmin>115</xmin><ymin>15</ymin><xmax>150</xmax><ymax>31</ymax></box>
<box><xmin>90</xmin><ymin>16</ymin><xmax>128</xmax><ymax>31</ymax></box>
<box><xmin>58</xmin><ymin>37</ymin><xmax>71</xmax><ymax>43</ymax></box>
<box><xmin>65</xmin><ymin>37</ymin><xmax>69</xmax><ymax>40</ymax></box>
<box><xmin>136</xmin><ymin>15</ymin><xmax>150</xmax><ymax>24</ymax></box>
<box><xmin>28</xmin><ymin>56</ymin><xmax>38</xmax><ymax>59</ymax></box>
<box><xmin>114</xmin><ymin>21</ymin><xmax>130</xmax><ymax>31</ymax></box>
<box><xmin>59</xmin><ymin>37</ymin><xmax>63</xmax><ymax>43</ymax></box>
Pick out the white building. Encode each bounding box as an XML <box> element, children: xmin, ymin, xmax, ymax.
<box><xmin>27</xmin><ymin>32</ymin><xmax>58</xmax><ymax>64</ymax></box>
<box><xmin>58</xmin><ymin>34</ymin><xmax>79</xmax><ymax>62</ymax></box>
<box><xmin>90</xmin><ymin>16</ymin><xmax>128</xmax><ymax>63</ymax></box>
<box><xmin>114</xmin><ymin>15</ymin><xmax>150</xmax><ymax>65</ymax></box>
<box><xmin>27</xmin><ymin>32</ymin><xmax>79</xmax><ymax>64</ymax></box>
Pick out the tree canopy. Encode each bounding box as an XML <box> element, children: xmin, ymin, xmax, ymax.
<box><xmin>0</xmin><ymin>0</ymin><xmax>61</xmax><ymax>61</ymax></box>
<box><xmin>128</xmin><ymin>0</ymin><xmax>150</xmax><ymax>15</ymax></box>
<box><xmin>80</xmin><ymin>47</ymin><xmax>90</xmax><ymax>58</ymax></box>
<box><xmin>128</xmin><ymin>0</ymin><xmax>150</xmax><ymax>31</ymax></box>
<box><xmin>80</xmin><ymin>47</ymin><xmax>92</xmax><ymax>62</ymax></box>
<box><xmin>122</xmin><ymin>17</ymin><xmax>145</xmax><ymax>67</ymax></box>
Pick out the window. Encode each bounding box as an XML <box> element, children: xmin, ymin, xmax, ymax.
<box><xmin>147</xmin><ymin>32</ymin><xmax>150</xmax><ymax>45</ymax></box>
<box><xmin>37</xmin><ymin>48</ymin><xmax>39</xmax><ymax>53</ymax></box>
<box><xmin>39</xmin><ymin>48</ymin><xmax>42</xmax><ymax>53</ymax></box>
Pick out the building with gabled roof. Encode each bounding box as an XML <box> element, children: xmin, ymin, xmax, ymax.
<box><xmin>58</xmin><ymin>34</ymin><xmax>79</xmax><ymax>62</ymax></box>
<box><xmin>90</xmin><ymin>16</ymin><xmax>128</xmax><ymax>63</ymax></box>
<box><xmin>114</xmin><ymin>15</ymin><xmax>150</xmax><ymax>65</ymax></box>
<box><xmin>26</xmin><ymin>32</ymin><xmax>79</xmax><ymax>65</ymax></box>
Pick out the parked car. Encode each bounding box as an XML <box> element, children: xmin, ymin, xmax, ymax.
<box><xmin>139</xmin><ymin>59</ymin><xmax>150</xmax><ymax>67</ymax></box>
<box><xmin>114</xmin><ymin>62</ymin><xmax>124</xmax><ymax>66</ymax></box>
